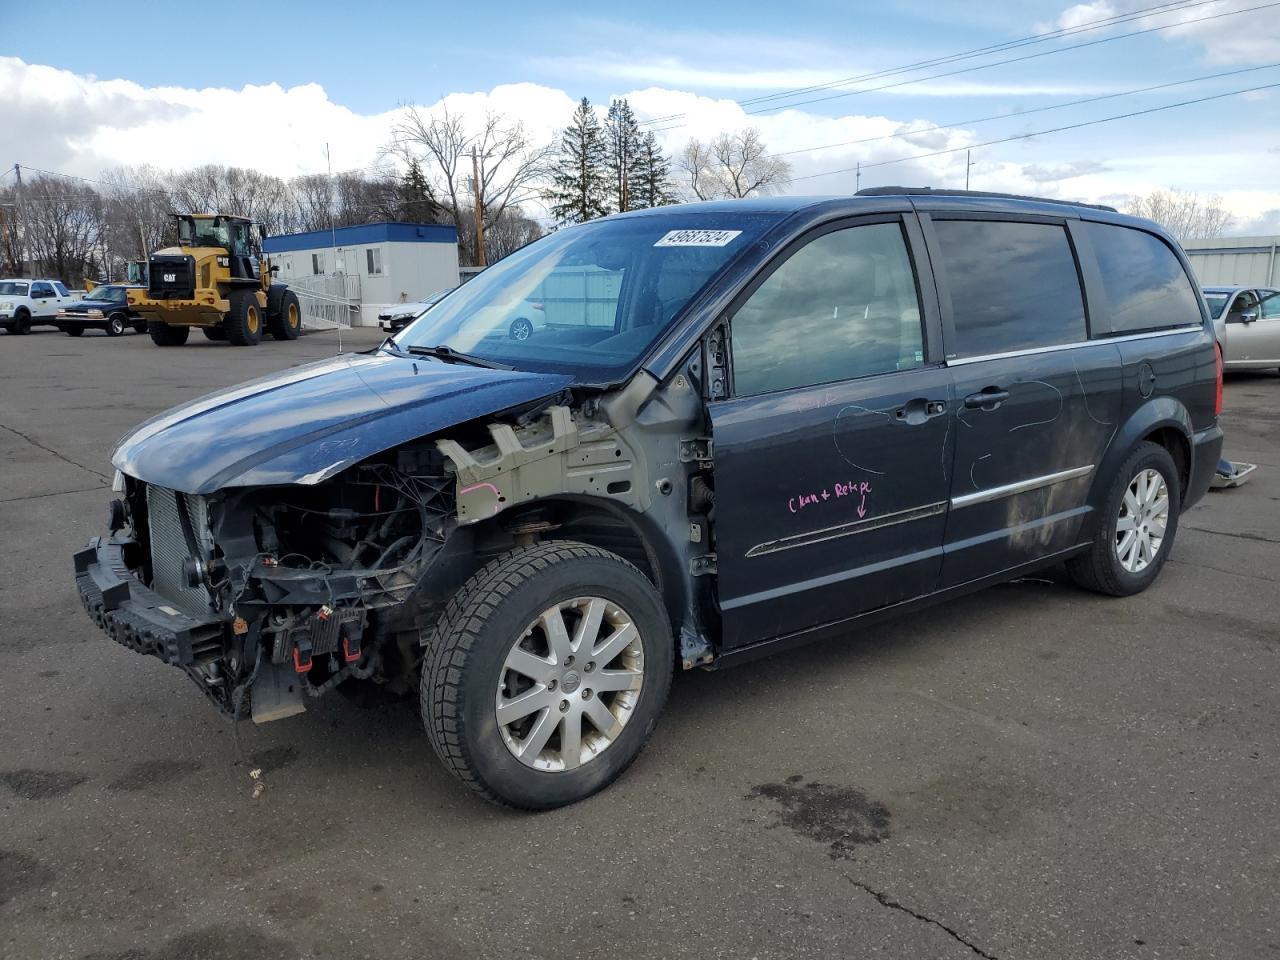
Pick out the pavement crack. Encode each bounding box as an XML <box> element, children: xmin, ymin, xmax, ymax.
<box><xmin>845</xmin><ymin>877</ymin><xmax>1001</xmax><ymax>960</ymax></box>
<box><xmin>1183</xmin><ymin>525</ymin><xmax>1280</xmax><ymax>545</ymax></box>
<box><xmin>0</xmin><ymin>484</ymin><xmax>107</xmax><ymax>504</ymax></box>
<box><xmin>0</xmin><ymin>422</ymin><xmax>111</xmax><ymax>483</ymax></box>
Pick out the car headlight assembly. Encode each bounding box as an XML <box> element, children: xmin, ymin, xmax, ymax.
<box><xmin>86</xmin><ymin>309</ymin><xmax>104</xmax><ymax>318</ymax></box>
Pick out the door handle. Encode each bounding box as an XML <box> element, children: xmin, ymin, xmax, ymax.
<box><xmin>895</xmin><ymin>397</ymin><xmax>948</xmax><ymax>425</ymax></box>
<box><xmin>963</xmin><ymin>387</ymin><xmax>1010</xmax><ymax>409</ymax></box>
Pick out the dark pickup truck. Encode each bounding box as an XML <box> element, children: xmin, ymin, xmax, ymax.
<box><xmin>57</xmin><ymin>285</ymin><xmax>147</xmax><ymax>337</ymax></box>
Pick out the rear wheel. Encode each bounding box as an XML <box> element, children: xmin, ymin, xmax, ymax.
<box><xmin>1067</xmin><ymin>441</ymin><xmax>1180</xmax><ymax>597</ymax></box>
<box><xmin>508</xmin><ymin>317</ymin><xmax>534</xmax><ymax>341</ymax></box>
<box><xmin>268</xmin><ymin>290</ymin><xmax>301</xmax><ymax>341</ymax></box>
<box><xmin>423</xmin><ymin>541</ymin><xmax>672</xmax><ymax>809</ymax></box>
<box><xmin>106</xmin><ymin>314</ymin><xmax>126</xmax><ymax>337</ymax></box>
<box><xmin>147</xmin><ymin>321</ymin><xmax>190</xmax><ymax>346</ymax></box>
<box><xmin>225</xmin><ymin>291</ymin><xmax>262</xmax><ymax>346</ymax></box>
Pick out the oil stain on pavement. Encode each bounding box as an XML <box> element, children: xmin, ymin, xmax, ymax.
<box><xmin>107</xmin><ymin>759</ymin><xmax>203</xmax><ymax>792</ymax></box>
<box><xmin>748</xmin><ymin>774</ymin><xmax>892</xmax><ymax>859</ymax></box>
<box><xmin>0</xmin><ymin>768</ymin><xmax>88</xmax><ymax>799</ymax></box>
<box><xmin>0</xmin><ymin>849</ymin><xmax>55</xmax><ymax>905</ymax></box>
<box><xmin>80</xmin><ymin>924</ymin><xmax>299</xmax><ymax>960</ymax></box>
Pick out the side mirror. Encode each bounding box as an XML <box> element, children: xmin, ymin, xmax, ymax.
<box><xmin>1241</xmin><ymin>311</ymin><xmax>1258</xmax><ymax>323</ymax></box>
<box><xmin>269</xmin><ymin>264</ymin><xmax>279</xmax><ymax>275</ymax></box>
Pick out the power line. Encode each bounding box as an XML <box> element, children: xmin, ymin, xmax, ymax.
<box><xmin>770</xmin><ymin>61</ymin><xmax>1280</xmax><ymax>160</ymax></box>
<box><xmin>790</xmin><ymin>79</ymin><xmax>1280</xmax><ymax>183</ymax></box>
<box><xmin>646</xmin><ymin>0</ymin><xmax>1280</xmax><ymax>132</ymax></box>
<box><xmin>643</xmin><ymin>0</ymin><xmax>1213</xmax><ymax>124</ymax></box>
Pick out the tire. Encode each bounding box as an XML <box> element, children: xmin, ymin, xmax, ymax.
<box><xmin>132</xmin><ymin>322</ymin><xmax>147</xmax><ymax>334</ymax></box>
<box><xmin>225</xmin><ymin>291</ymin><xmax>263</xmax><ymax>346</ymax></box>
<box><xmin>148</xmin><ymin>321</ymin><xmax>190</xmax><ymax>346</ymax></box>
<box><xmin>202</xmin><ymin>326</ymin><xmax>227</xmax><ymax>341</ymax></box>
<box><xmin>423</xmin><ymin>541</ymin><xmax>673</xmax><ymax>810</ymax></box>
<box><xmin>1067</xmin><ymin>441</ymin><xmax>1181</xmax><ymax>597</ymax></box>
<box><xmin>64</xmin><ymin>326</ymin><xmax>84</xmax><ymax>337</ymax></box>
<box><xmin>268</xmin><ymin>290</ymin><xmax>301</xmax><ymax>341</ymax></box>
<box><xmin>106</xmin><ymin>314</ymin><xmax>126</xmax><ymax>337</ymax></box>
<box><xmin>508</xmin><ymin>317</ymin><xmax>534</xmax><ymax>342</ymax></box>
<box><xmin>12</xmin><ymin>311</ymin><xmax>31</xmax><ymax>335</ymax></box>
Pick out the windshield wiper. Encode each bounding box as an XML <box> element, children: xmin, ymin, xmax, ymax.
<box><xmin>405</xmin><ymin>344</ymin><xmax>513</xmax><ymax>370</ymax></box>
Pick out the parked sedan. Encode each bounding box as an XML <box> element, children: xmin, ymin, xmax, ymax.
<box><xmin>1203</xmin><ymin>285</ymin><xmax>1280</xmax><ymax>371</ymax></box>
<box><xmin>377</xmin><ymin>288</ymin><xmax>453</xmax><ymax>334</ymax></box>
<box><xmin>57</xmin><ymin>285</ymin><xmax>147</xmax><ymax>337</ymax></box>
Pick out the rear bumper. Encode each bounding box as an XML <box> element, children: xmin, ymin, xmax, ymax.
<box><xmin>1186</xmin><ymin>424</ymin><xmax>1224</xmax><ymax>511</ymax></box>
<box><xmin>74</xmin><ymin>536</ymin><xmax>224</xmax><ymax>667</ymax></box>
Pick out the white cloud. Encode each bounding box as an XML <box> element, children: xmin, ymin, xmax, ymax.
<box><xmin>2</xmin><ymin>55</ymin><xmax>1277</xmax><ymax>232</ymax></box>
<box><xmin>1035</xmin><ymin>1</ymin><xmax>1118</xmax><ymax>34</ymax></box>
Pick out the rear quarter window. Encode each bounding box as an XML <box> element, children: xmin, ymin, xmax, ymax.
<box><xmin>1083</xmin><ymin>222</ymin><xmax>1202</xmax><ymax>333</ymax></box>
<box><xmin>933</xmin><ymin>219</ymin><xmax>1087</xmax><ymax>358</ymax></box>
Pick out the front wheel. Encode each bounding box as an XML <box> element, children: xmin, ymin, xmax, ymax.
<box><xmin>12</xmin><ymin>312</ymin><xmax>31</xmax><ymax>335</ymax></box>
<box><xmin>1067</xmin><ymin>441</ymin><xmax>1180</xmax><ymax>597</ymax></box>
<box><xmin>225</xmin><ymin>291</ymin><xmax>262</xmax><ymax>346</ymax></box>
<box><xmin>422</xmin><ymin>541</ymin><xmax>672</xmax><ymax>809</ymax></box>
<box><xmin>106</xmin><ymin>315</ymin><xmax>126</xmax><ymax>337</ymax></box>
<box><xmin>148</xmin><ymin>321</ymin><xmax>190</xmax><ymax>346</ymax></box>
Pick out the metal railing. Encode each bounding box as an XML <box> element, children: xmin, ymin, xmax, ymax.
<box><xmin>287</xmin><ymin>272</ymin><xmax>361</xmax><ymax>329</ymax></box>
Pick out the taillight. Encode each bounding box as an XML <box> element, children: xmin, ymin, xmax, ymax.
<box><xmin>1214</xmin><ymin>342</ymin><xmax>1224</xmax><ymax>417</ymax></box>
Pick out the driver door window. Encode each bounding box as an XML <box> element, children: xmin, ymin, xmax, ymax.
<box><xmin>730</xmin><ymin>222</ymin><xmax>924</xmax><ymax>397</ymax></box>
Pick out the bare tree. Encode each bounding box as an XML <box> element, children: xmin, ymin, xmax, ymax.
<box><xmin>169</xmin><ymin>165</ymin><xmax>293</xmax><ymax>235</ymax></box>
<box><xmin>1125</xmin><ymin>189</ymin><xmax>1234</xmax><ymax>240</ymax></box>
<box><xmin>389</xmin><ymin>105</ymin><xmax>552</xmax><ymax>264</ymax></box>
<box><xmin>21</xmin><ymin>176</ymin><xmax>100</xmax><ymax>285</ymax></box>
<box><xmin>482</xmin><ymin>207</ymin><xmax>544</xmax><ymax>262</ymax></box>
<box><xmin>679</xmin><ymin>128</ymin><xmax>791</xmax><ymax>201</ymax></box>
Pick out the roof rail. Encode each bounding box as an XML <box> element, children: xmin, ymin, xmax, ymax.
<box><xmin>856</xmin><ymin>186</ymin><xmax>1118</xmax><ymax>213</ymax></box>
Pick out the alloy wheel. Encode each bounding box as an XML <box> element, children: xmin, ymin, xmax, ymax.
<box><xmin>496</xmin><ymin>597</ymin><xmax>644</xmax><ymax>772</ymax></box>
<box><xmin>1115</xmin><ymin>468</ymin><xmax>1169</xmax><ymax>574</ymax></box>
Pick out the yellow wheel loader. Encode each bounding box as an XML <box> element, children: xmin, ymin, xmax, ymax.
<box><xmin>128</xmin><ymin>214</ymin><xmax>301</xmax><ymax>347</ymax></box>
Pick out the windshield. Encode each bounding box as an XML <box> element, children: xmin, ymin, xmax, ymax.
<box><xmin>93</xmin><ymin>286</ymin><xmax>126</xmax><ymax>303</ymax></box>
<box><xmin>0</xmin><ymin>281</ymin><xmax>29</xmax><ymax>296</ymax></box>
<box><xmin>179</xmin><ymin>217</ymin><xmax>231</xmax><ymax>249</ymax></box>
<box><xmin>395</xmin><ymin>212</ymin><xmax>782</xmax><ymax>380</ymax></box>
<box><xmin>1203</xmin><ymin>293</ymin><xmax>1229</xmax><ymax>318</ymax></box>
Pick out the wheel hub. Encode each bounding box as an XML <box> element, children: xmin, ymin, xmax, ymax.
<box><xmin>1115</xmin><ymin>467</ymin><xmax>1169</xmax><ymax>574</ymax></box>
<box><xmin>495</xmin><ymin>596</ymin><xmax>644</xmax><ymax>772</ymax></box>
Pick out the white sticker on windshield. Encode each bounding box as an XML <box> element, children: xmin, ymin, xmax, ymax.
<box><xmin>654</xmin><ymin>229</ymin><xmax>742</xmax><ymax>248</ymax></box>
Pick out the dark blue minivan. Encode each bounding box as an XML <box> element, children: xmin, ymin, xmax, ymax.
<box><xmin>75</xmin><ymin>189</ymin><xmax>1223</xmax><ymax>809</ymax></box>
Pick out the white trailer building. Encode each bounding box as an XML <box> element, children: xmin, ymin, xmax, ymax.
<box><xmin>1182</xmin><ymin>236</ymin><xmax>1280</xmax><ymax>287</ymax></box>
<box><xmin>264</xmin><ymin>222</ymin><xmax>460</xmax><ymax>327</ymax></box>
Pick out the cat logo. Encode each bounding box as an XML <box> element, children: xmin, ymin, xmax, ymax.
<box><xmin>163</xmin><ymin>273</ymin><xmax>176</xmax><ymax>283</ymax></box>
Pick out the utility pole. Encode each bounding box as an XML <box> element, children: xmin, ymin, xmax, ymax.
<box><xmin>13</xmin><ymin>163</ymin><xmax>26</xmax><ymax>275</ymax></box>
<box><xmin>471</xmin><ymin>145</ymin><xmax>486</xmax><ymax>268</ymax></box>
<box><xmin>965</xmin><ymin>149</ymin><xmax>974</xmax><ymax>191</ymax></box>
<box><xmin>855</xmin><ymin>161</ymin><xmax>861</xmax><ymax>193</ymax></box>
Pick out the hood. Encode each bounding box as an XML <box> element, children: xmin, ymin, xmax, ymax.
<box><xmin>113</xmin><ymin>351</ymin><xmax>573</xmax><ymax>494</ymax></box>
<box><xmin>65</xmin><ymin>297</ymin><xmax>117</xmax><ymax>311</ymax></box>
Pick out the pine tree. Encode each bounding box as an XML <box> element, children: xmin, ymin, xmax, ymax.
<box><xmin>632</xmin><ymin>131</ymin><xmax>675</xmax><ymax>209</ymax></box>
<box><xmin>544</xmin><ymin>97</ymin><xmax>610</xmax><ymax>226</ymax></box>
<box><xmin>397</xmin><ymin>158</ymin><xmax>441</xmax><ymax>222</ymax></box>
<box><xmin>605</xmin><ymin>98</ymin><xmax>644</xmax><ymax>214</ymax></box>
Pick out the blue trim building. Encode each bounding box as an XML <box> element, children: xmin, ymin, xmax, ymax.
<box><xmin>264</xmin><ymin>221</ymin><xmax>460</xmax><ymax>326</ymax></box>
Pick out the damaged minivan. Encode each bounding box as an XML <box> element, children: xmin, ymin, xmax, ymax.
<box><xmin>75</xmin><ymin>189</ymin><xmax>1224</xmax><ymax>808</ymax></box>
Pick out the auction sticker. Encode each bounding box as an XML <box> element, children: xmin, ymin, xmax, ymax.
<box><xmin>654</xmin><ymin>229</ymin><xmax>742</xmax><ymax>247</ymax></box>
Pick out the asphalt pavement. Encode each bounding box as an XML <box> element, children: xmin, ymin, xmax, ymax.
<box><xmin>1</xmin><ymin>324</ymin><xmax>1277</xmax><ymax>960</ymax></box>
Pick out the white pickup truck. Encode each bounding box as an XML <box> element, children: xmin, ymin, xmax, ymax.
<box><xmin>0</xmin><ymin>279</ymin><xmax>83</xmax><ymax>335</ymax></box>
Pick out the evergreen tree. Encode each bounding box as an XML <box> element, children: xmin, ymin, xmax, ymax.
<box><xmin>396</xmin><ymin>158</ymin><xmax>441</xmax><ymax>222</ymax></box>
<box><xmin>543</xmin><ymin>97</ymin><xmax>610</xmax><ymax>226</ymax></box>
<box><xmin>631</xmin><ymin>131</ymin><xmax>675</xmax><ymax>209</ymax></box>
<box><xmin>604</xmin><ymin>98</ymin><xmax>644</xmax><ymax>214</ymax></box>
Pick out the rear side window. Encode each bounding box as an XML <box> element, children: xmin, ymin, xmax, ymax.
<box><xmin>934</xmin><ymin>219</ymin><xmax>1086</xmax><ymax>358</ymax></box>
<box><xmin>1083</xmin><ymin>222</ymin><xmax>1202</xmax><ymax>333</ymax></box>
<box><xmin>731</xmin><ymin>221</ymin><xmax>925</xmax><ymax>397</ymax></box>
<box><xmin>31</xmin><ymin>282</ymin><xmax>53</xmax><ymax>297</ymax></box>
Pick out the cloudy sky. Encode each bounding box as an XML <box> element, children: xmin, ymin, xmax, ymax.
<box><xmin>2</xmin><ymin>0</ymin><xmax>1278</xmax><ymax>232</ymax></box>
